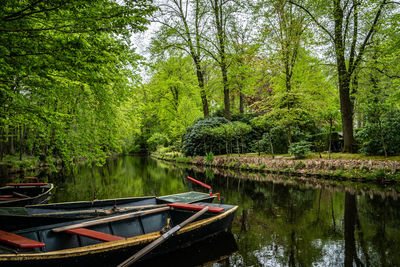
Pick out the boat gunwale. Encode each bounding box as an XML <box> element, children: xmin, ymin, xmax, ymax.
<box><xmin>24</xmin><ymin>191</ymin><xmax>212</xmax><ymax>210</ymax></box>
<box><xmin>0</xmin><ymin>205</ymin><xmax>238</xmax><ymax>261</ymax></box>
<box><xmin>25</xmin><ymin>195</ymin><xmax>155</xmax><ymax>209</ymax></box>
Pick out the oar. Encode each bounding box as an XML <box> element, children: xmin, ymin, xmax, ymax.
<box><xmin>187</xmin><ymin>176</ymin><xmax>221</xmax><ymax>201</ymax></box>
<box><xmin>117</xmin><ymin>206</ymin><xmax>209</xmax><ymax>267</ymax></box>
<box><xmin>52</xmin><ymin>206</ymin><xmax>170</xmax><ymax>232</ymax></box>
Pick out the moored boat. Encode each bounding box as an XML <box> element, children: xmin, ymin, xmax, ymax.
<box><xmin>0</xmin><ymin>191</ymin><xmax>216</xmax><ymax>231</ymax></box>
<box><xmin>0</xmin><ymin>202</ymin><xmax>237</xmax><ymax>266</ymax></box>
<box><xmin>0</xmin><ymin>182</ymin><xmax>54</xmax><ymax>207</ymax></box>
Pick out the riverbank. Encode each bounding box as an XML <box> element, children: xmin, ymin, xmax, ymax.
<box><xmin>152</xmin><ymin>153</ymin><xmax>400</xmax><ymax>183</ymax></box>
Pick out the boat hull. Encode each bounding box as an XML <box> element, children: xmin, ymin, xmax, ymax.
<box><xmin>0</xmin><ymin>205</ymin><xmax>237</xmax><ymax>266</ymax></box>
<box><xmin>0</xmin><ymin>184</ymin><xmax>54</xmax><ymax>207</ymax></box>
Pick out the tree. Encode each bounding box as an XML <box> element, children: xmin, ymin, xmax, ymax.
<box><xmin>134</xmin><ymin>56</ymin><xmax>203</xmax><ymax>148</ymax></box>
<box><xmin>0</xmin><ymin>0</ymin><xmax>156</xmax><ymax>164</ymax></box>
<box><xmin>152</xmin><ymin>0</ymin><xmax>210</xmax><ymax>117</ymax></box>
<box><xmin>205</xmin><ymin>0</ymin><xmax>237</xmax><ymax>120</ymax></box>
<box><xmin>228</xmin><ymin>16</ymin><xmax>261</xmax><ymax>114</ymax></box>
<box><xmin>289</xmin><ymin>0</ymin><xmax>396</xmax><ymax>152</ymax></box>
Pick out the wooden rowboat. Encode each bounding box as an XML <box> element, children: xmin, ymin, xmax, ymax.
<box><xmin>0</xmin><ymin>191</ymin><xmax>216</xmax><ymax>231</ymax></box>
<box><xmin>0</xmin><ymin>202</ymin><xmax>237</xmax><ymax>267</ymax></box>
<box><xmin>0</xmin><ymin>183</ymin><xmax>54</xmax><ymax>207</ymax></box>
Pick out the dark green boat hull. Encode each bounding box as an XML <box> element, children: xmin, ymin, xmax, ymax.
<box><xmin>0</xmin><ymin>203</ymin><xmax>237</xmax><ymax>267</ymax></box>
<box><xmin>0</xmin><ymin>184</ymin><xmax>53</xmax><ymax>207</ymax></box>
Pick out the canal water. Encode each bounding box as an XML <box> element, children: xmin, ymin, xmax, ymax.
<box><xmin>8</xmin><ymin>156</ymin><xmax>400</xmax><ymax>266</ymax></box>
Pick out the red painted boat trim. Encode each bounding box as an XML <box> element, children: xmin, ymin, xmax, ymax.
<box><xmin>186</xmin><ymin>176</ymin><xmax>211</xmax><ymax>189</ymax></box>
<box><xmin>168</xmin><ymin>203</ymin><xmax>224</xmax><ymax>213</ymax></box>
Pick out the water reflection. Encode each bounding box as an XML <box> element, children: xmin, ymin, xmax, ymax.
<box><xmin>185</xmin><ymin>166</ymin><xmax>400</xmax><ymax>266</ymax></box>
<box><xmin>136</xmin><ymin>231</ymin><xmax>237</xmax><ymax>267</ymax></box>
<box><xmin>11</xmin><ymin>156</ymin><xmax>400</xmax><ymax>266</ymax></box>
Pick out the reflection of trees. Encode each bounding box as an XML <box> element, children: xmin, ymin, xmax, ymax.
<box><xmin>344</xmin><ymin>192</ymin><xmax>363</xmax><ymax>266</ymax></box>
<box><xmin>52</xmin><ymin>157</ymin><xmax>400</xmax><ymax>266</ymax></box>
<box><xmin>201</xmin><ymin>170</ymin><xmax>336</xmax><ymax>266</ymax></box>
<box><xmin>360</xmin><ymin>196</ymin><xmax>400</xmax><ymax>266</ymax></box>
<box><xmin>53</xmin><ymin>156</ymin><xmax>189</xmax><ymax>202</ymax></box>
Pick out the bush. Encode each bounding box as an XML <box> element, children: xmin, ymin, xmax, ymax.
<box><xmin>356</xmin><ymin>112</ymin><xmax>400</xmax><ymax>156</ymax></box>
<box><xmin>288</xmin><ymin>141</ymin><xmax>312</xmax><ymax>159</ymax></box>
<box><xmin>181</xmin><ymin>117</ymin><xmax>229</xmax><ymax>156</ymax></box>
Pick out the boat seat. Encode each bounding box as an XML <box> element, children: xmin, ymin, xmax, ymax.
<box><xmin>0</xmin><ymin>230</ymin><xmax>45</xmax><ymax>248</ymax></box>
<box><xmin>64</xmin><ymin>228</ymin><xmax>124</xmax><ymax>242</ymax></box>
<box><xmin>0</xmin><ymin>196</ymin><xmax>20</xmax><ymax>200</ymax></box>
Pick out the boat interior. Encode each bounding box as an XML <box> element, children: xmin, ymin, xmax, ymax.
<box><xmin>0</xmin><ymin>203</ymin><xmax>232</xmax><ymax>254</ymax></box>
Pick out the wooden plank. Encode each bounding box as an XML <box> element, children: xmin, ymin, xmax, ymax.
<box><xmin>52</xmin><ymin>206</ymin><xmax>170</xmax><ymax>232</ymax></box>
<box><xmin>0</xmin><ymin>230</ymin><xmax>45</xmax><ymax>248</ymax></box>
<box><xmin>64</xmin><ymin>228</ymin><xmax>124</xmax><ymax>242</ymax></box>
<box><xmin>6</xmin><ymin>183</ymin><xmax>48</xmax><ymax>187</ymax></box>
<box><xmin>168</xmin><ymin>203</ymin><xmax>224</xmax><ymax>213</ymax></box>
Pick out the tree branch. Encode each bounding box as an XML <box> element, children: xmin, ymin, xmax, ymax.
<box><xmin>349</xmin><ymin>0</ymin><xmax>387</xmax><ymax>74</ymax></box>
<box><xmin>289</xmin><ymin>1</ymin><xmax>334</xmax><ymax>41</ymax></box>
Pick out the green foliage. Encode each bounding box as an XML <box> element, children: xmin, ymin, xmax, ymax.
<box><xmin>288</xmin><ymin>141</ymin><xmax>312</xmax><ymax>159</ymax></box>
<box><xmin>205</xmin><ymin>151</ymin><xmax>214</xmax><ymax>164</ymax></box>
<box><xmin>181</xmin><ymin>116</ymin><xmax>228</xmax><ymax>156</ymax></box>
<box><xmin>0</xmin><ymin>0</ymin><xmax>156</xmax><ymax>165</ymax></box>
<box><xmin>356</xmin><ymin>112</ymin><xmax>400</xmax><ymax>155</ymax></box>
<box><xmin>147</xmin><ymin>133</ymin><xmax>169</xmax><ymax>152</ymax></box>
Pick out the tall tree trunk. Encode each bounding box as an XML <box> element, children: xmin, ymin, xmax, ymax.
<box><xmin>213</xmin><ymin>0</ymin><xmax>230</xmax><ymax>120</ymax></box>
<box><xmin>222</xmin><ymin>54</ymin><xmax>230</xmax><ymax>120</ymax></box>
<box><xmin>239</xmin><ymin>90</ymin><xmax>244</xmax><ymax>113</ymax></box>
<box><xmin>333</xmin><ymin>1</ymin><xmax>355</xmax><ymax>152</ymax></box>
<box><xmin>194</xmin><ymin>58</ymin><xmax>209</xmax><ymax>117</ymax></box>
<box><xmin>338</xmin><ymin>78</ymin><xmax>355</xmax><ymax>152</ymax></box>
<box><xmin>9</xmin><ymin>127</ymin><xmax>15</xmax><ymax>155</ymax></box>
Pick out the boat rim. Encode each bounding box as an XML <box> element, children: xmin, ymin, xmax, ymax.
<box><xmin>24</xmin><ymin>191</ymin><xmax>212</xmax><ymax>208</ymax></box>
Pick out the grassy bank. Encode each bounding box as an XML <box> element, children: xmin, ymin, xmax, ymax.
<box><xmin>152</xmin><ymin>152</ymin><xmax>400</xmax><ymax>183</ymax></box>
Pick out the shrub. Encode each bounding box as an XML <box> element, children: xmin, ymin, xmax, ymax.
<box><xmin>356</xmin><ymin>112</ymin><xmax>400</xmax><ymax>156</ymax></box>
<box><xmin>181</xmin><ymin>117</ymin><xmax>229</xmax><ymax>156</ymax></box>
<box><xmin>288</xmin><ymin>141</ymin><xmax>312</xmax><ymax>159</ymax></box>
<box><xmin>205</xmin><ymin>151</ymin><xmax>214</xmax><ymax>164</ymax></box>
